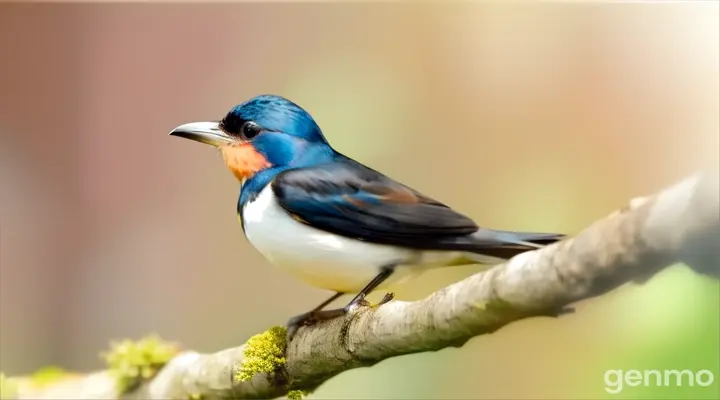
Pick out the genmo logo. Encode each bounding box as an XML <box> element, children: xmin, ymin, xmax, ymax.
<box><xmin>604</xmin><ymin>369</ymin><xmax>716</xmax><ymax>394</ymax></box>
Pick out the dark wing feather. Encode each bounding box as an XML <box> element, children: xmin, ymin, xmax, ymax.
<box><xmin>272</xmin><ymin>160</ymin><xmax>480</xmax><ymax>249</ymax></box>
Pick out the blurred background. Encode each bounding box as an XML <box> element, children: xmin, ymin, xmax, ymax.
<box><xmin>0</xmin><ymin>2</ymin><xmax>718</xmax><ymax>399</ymax></box>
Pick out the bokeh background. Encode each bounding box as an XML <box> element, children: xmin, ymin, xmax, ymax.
<box><xmin>1</xmin><ymin>2</ymin><xmax>718</xmax><ymax>399</ymax></box>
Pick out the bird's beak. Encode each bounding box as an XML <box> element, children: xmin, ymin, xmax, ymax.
<box><xmin>169</xmin><ymin>121</ymin><xmax>234</xmax><ymax>147</ymax></box>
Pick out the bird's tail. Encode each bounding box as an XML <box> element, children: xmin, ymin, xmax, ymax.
<box><xmin>463</xmin><ymin>229</ymin><xmax>566</xmax><ymax>261</ymax></box>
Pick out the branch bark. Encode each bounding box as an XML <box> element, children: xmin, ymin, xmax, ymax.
<box><xmin>11</xmin><ymin>168</ymin><xmax>719</xmax><ymax>400</ymax></box>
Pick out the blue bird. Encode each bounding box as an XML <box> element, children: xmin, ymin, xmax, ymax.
<box><xmin>170</xmin><ymin>94</ymin><xmax>565</xmax><ymax>339</ymax></box>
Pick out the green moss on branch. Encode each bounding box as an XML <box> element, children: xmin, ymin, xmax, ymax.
<box><xmin>28</xmin><ymin>366</ymin><xmax>70</xmax><ymax>387</ymax></box>
<box><xmin>234</xmin><ymin>326</ymin><xmax>288</xmax><ymax>383</ymax></box>
<box><xmin>101</xmin><ymin>334</ymin><xmax>179</xmax><ymax>394</ymax></box>
<box><xmin>287</xmin><ymin>389</ymin><xmax>310</xmax><ymax>399</ymax></box>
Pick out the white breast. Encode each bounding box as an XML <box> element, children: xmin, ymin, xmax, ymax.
<box><xmin>241</xmin><ymin>185</ymin><xmax>463</xmax><ymax>293</ymax></box>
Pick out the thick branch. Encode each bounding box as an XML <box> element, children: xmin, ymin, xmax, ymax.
<box><xmin>13</xmin><ymin>168</ymin><xmax>719</xmax><ymax>400</ymax></box>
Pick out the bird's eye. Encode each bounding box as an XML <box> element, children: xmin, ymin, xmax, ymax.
<box><xmin>241</xmin><ymin>121</ymin><xmax>262</xmax><ymax>140</ymax></box>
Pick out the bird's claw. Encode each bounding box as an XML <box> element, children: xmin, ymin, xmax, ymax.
<box><xmin>285</xmin><ymin>307</ymin><xmax>347</xmax><ymax>342</ymax></box>
<box><xmin>286</xmin><ymin>312</ymin><xmax>314</xmax><ymax>342</ymax></box>
<box><xmin>285</xmin><ymin>292</ymin><xmax>396</xmax><ymax>342</ymax></box>
<box><xmin>349</xmin><ymin>292</ymin><xmax>394</xmax><ymax>309</ymax></box>
<box><xmin>352</xmin><ymin>293</ymin><xmax>371</xmax><ymax>308</ymax></box>
<box><xmin>378</xmin><ymin>292</ymin><xmax>395</xmax><ymax>305</ymax></box>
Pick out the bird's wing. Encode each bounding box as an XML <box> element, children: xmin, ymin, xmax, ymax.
<box><xmin>271</xmin><ymin>159</ymin><xmax>481</xmax><ymax>249</ymax></box>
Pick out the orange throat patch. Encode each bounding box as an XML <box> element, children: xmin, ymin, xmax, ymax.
<box><xmin>220</xmin><ymin>143</ymin><xmax>271</xmax><ymax>182</ymax></box>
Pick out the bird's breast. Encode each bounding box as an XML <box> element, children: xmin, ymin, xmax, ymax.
<box><xmin>239</xmin><ymin>185</ymin><xmax>451</xmax><ymax>293</ymax></box>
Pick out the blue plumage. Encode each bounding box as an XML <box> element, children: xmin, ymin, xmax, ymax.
<box><xmin>217</xmin><ymin>94</ymin><xmax>564</xmax><ymax>256</ymax></box>
<box><xmin>223</xmin><ymin>95</ymin><xmax>327</xmax><ymax>143</ymax></box>
<box><xmin>224</xmin><ymin>96</ymin><xmax>337</xmax><ymax>208</ymax></box>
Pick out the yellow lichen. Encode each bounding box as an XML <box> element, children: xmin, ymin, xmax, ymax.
<box><xmin>287</xmin><ymin>389</ymin><xmax>309</xmax><ymax>400</ymax></box>
<box><xmin>0</xmin><ymin>373</ymin><xmax>18</xmax><ymax>399</ymax></box>
<box><xmin>29</xmin><ymin>366</ymin><xmax>69</xmax><ymax>387</ymax></box>
<box><xmin>101</xmin><ymin>334</ymin><xmax>179</xmax><ymax>394</ymax></box>
<box><xmin>188</xmin><ymin>393</ymin><xmax>203</xmax><ymax>400</ymax></box>
<box><xmin>473</xmin><ymin>301</ymin><xmax>488</xmax><ymax>310</ymax></box>
<box><xmin>234</xmin><ymin>326</ymin><xmax>287</xmax><ymax>382</ymax></box>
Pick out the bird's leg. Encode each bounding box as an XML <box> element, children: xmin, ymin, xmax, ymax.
<box><xmin>286</xmin><ymin>265</ymin><xmax>396</xmax><ymax>341</ymax></box>
<box><xmin>286</xmin><ymin>292</ymin><xmax>344</xmax><ymax>340</ymax></box>
<box><xmin>343</xmin><ymin>266</ymin><xmax>395</xmax><ymax>309</ymax></box>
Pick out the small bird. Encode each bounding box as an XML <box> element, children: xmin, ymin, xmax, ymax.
<box><xmin>170</xmin><ymin>95</ymin><xmax>564</xmax><ymax>339</ymax></box>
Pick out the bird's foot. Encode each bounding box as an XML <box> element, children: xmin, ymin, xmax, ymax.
<box><xmin>285</xmin><ymin>293</ymin><xmax>395</xmax><ymax>341</ymax></box>
<box><xmin>349</xmin><ymin>292</ymin><xmax>395</xmax><ymax>309</ymax></box>
<box><xmin>286</xmin><ymin>307</ymin><xmax>346</xmax><ymax>342</ymax></box>
<box><xmin>368</xmin><ymin>292</ymin><xmax>395</xmax><ymax>309</ymax></box>
<box><xmin>350</xmin><ymin>293</ymin><xmax>371</xmax><ymax>308</ymax></box>
<box><xmin>378</xmin><ymin>292</ymin><xmax>395</xmax><ymax>305</ymax></box>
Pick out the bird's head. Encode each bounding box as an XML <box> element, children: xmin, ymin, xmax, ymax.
<box><xmin>170</xmin><ymin>95</ymin><xmax>331</xmax><ymax>183</ymax></box>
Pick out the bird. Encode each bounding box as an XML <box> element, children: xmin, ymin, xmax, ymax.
<box><xmin>169</xmin><ymin>94</ymin><xmax>565</xmax><ymax>339</ymax></box>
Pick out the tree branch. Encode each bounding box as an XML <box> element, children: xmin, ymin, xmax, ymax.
<box><xmin>11</xmin><ymin>168</ymin><xmax>719</xmax><ymax>400</ymax></box>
